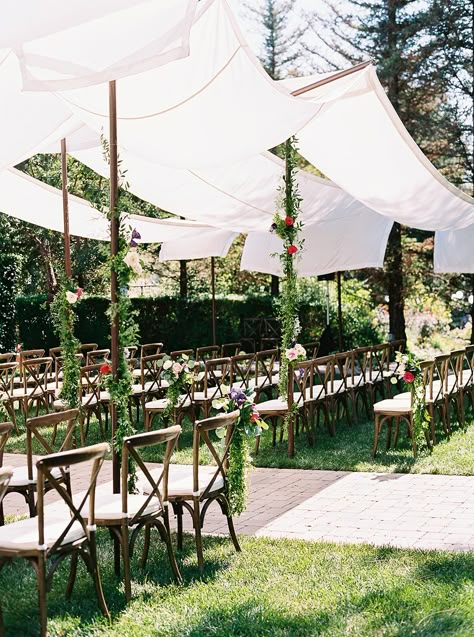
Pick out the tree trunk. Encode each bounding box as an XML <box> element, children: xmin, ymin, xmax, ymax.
<box><xmin>386</xmin><ymin>222</ymin><xmax>406</xmax><ymax>341</ymax></box>
<box><xmin>271</xmin><ymin>274</ymin><xmax>279</xmax><ymax>296</ymax></box>
<box><xmin>179</xmin><ymin>260</ymin><xmax>188</xmax><ymax>298</ymax></box>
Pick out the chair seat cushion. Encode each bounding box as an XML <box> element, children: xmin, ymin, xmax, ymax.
<box><xmin>141</xmin><ymin>464</ymin><xmax>224</xmax><ymax>499</ymax></box>
<box><xmin>0</xmin><ymin>514</ymin><xmax>84</xmax><ymax>551</ymax></box>
<box><xmin>373</xmin><ymin>399</ymin><xmax>411</xmax><ymax>414</ymax></box>
<box><xmin>393</xmin><ymin>391</ymin><xmax>411</xmax><ymax>401</ymax></box>
<box><xmin>145</xmin><ymin>396</ymin><xmax>191</xmax><ymax>411</ymax></box>
<box><xmin>257</xmin><ymin>393</ymin><xmax>302</xmax><ymax>413</ymax></box>
<box><xmin>78</xmin><ymin>493</ymin><xmax>162</xmax><ymax>523</ymax></box>
<box><xmin>8</xmin><ymin>465</ymin><xmax>63</xmax><ymax>488</ymax></box>
<box><xmin>345</xmin><ymin>375</ymin><xmax>364</xmax><ymax>388</ymax></box>
<box><xmin>192</xmin><ymin>388</ymin><xmax>222</xmax><ymax>402</ymax></box>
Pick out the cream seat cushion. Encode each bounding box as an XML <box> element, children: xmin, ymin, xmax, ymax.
<box><xmin>0</xmin><ymin>514</ymin><xmax>84</xmax><ymax>551</ymax></box>
<box><xmin>140</xmin><ymin>464</ymin><xmax>224</xmax><ymax>498</ymax></box>
<box><xmin>373</xmin><ymin>399</ymin><xmax>411</xmax><ymax>413</ymax></box>
<box><xmin>78</xmin><ymin>493</ymin><xmax>162</xmax><ymax>523</ymax></box>
<box><xmin>8</xmin><ymin>465</ymin><xmax>63</xmax><ymax>488</ymax></box>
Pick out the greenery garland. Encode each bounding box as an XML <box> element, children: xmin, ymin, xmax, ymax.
<box><xmin>156</xmin><ymin>353</ymin><xmax>199</xmax><ymax>424</ymax></box>
<box><xmin>394</xmin><ymin>352</ymin><xmax>431</xmax><ymax>450</ymax></box>
<box><xmin>271</xmin><ymin>137</ymin><xmax>304</xmax><ymax>400</ymax></box>
<box><xmin>50</xmin><ymin>276</ymin><xmax>82</xmax><ymax>410</ymax></box>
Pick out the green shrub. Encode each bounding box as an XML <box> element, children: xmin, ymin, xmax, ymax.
<box><xmin>15</xmin><ymin>292</ymin><xmax>381</xmax><ymax>352</ymax></box>
<box><xmin>0</xmin><ymin>253</ymin><xmax>17</xmax><ymax>353</ymax></box>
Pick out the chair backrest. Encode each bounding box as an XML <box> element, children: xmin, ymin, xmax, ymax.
<box><xmin>419</xmin><ymin>360</ymin><xmax>435</xmax><ymax>401</ymax></box>
<box><xmin>221</xmin><ymin>343</ymin><xmax>241</xmax><ymax>357</ymax></box>
<box><xmin>200</xmin><ymin>358</ymin><xmax>231</xmax><ymax>399</ymax></box>
<box><xmin>20</xmin><ymin>349</ymin><xmax>45</xmax><ymax>362</ymax></box>
<box><xmin>461</xmin><ymin>345</ymin><xmax>474</xmax><ymax>386</ymax></box>
<box><xmin>312</xmin><ymin>355</ymin><xmax>335</xmax><ymax>393</ymax></box>
<box><xmin>254</xmin><ymin>349</ymin><xmax>278</xmax><ymax>393</ymax></box>
<box><xmin>36</xmin><ymin>442</ymin><xmax>108</xmax><ymax>555</ymax></box>
<box><xmin>124</xmin><ymin>346</ymin><xmax>138</xmax><ymax>360</ymax></box>
<box><xmin>193</xmin><ymin>410</ymin><xmax>240</xmax><ymax>499</ymax></box>
<box><xmin>260</xmin><ymin>336</ymin><xmax>279</xmax><ymax>351</ymax></box>
<box><xmin>230</xmin><ymin>353</ymin><xmax>256</xmax><ymax>391</ymax></box>
<box><xmin>196</xmin><ymin>345</ymin><xmax>220</xmax><ymax>364</ymax></box>
<box><xmin>26</xmin><ymin>408</ymin><xmax>80</xmax><ymax>482</ymax></box>
<box><xmin>141</xmin><ymin>353</ymin><xmax>167</xmax><ymax>394</ymax></box>
<box><xmin>0</xmin><ymin>362</ymin><xmax>17</xmax><ymax>396</ymax></box>
<box><xmin>0</xmin><ymin>465</ymin><xmax>13</xmax><ymax>507</ymax></box>
<box><xmin>433</xmin><ymin>354</ymin><xmax>450</xmax><ymax>397</ymax></box>
<box><xmin>334</xmin><ymin>350</ymin><xmax>356</xmax><ymax>391</ymax></box>
<box><xmin>0</xmin><ymin>422</ymin><xmax>13</xmax><ymax>467</ymax></box>
<box><xmin>370</xmin><ymin>343</ymin><xmax>389</xmax><ymax>375</ymax></box>
<box><xmin>54</xmin><ymin>354</ymin><xmax>83</xmax><ymax>389</ymax></box>
<box><xmin>354</xmin><ymin>346</ymin><xmax>371</xmax><ymax>380</ymax></box>
<box><xmin>389</xmin><ymin>339</ymin><xmax>406</xmax><ymax>371</ymax></box>
<box><xmin>86</xmin><ymin>349</ymin><xmax>111</xmax><ymax>365</ymax></box>
<box><xmin>48</xmin><ymin>346</ymin><xmax>63</xmax><ymax>361</ymax></box>
<box><xmin>78</xmin><ymin>343</ymin><xmax>98</xmax><ymax>355</ymax></box>
<box><xmin>140</xmin><ymin>342</ymin><xmax>163</xmax><ymax>358</ymax></box>
<box><xmin>0</xmin><ymin>352</ymin><xmax>15</xmax><ymax>363</ymax></box>
<box><xmin>289</xmin><ymin>360</ymin><xmax>314</xmax><ymax>408</ymax></box>
<box><xmin>448</xmin><ymin>349</ymin><xmax>464</xmax><ymax>394</ymax></box>
<box><xmin>23</xmin><ymin>357</ymin><xmax>52</xmax><ymax>395</ymax></box>
<box><xmin>302</xmin><ymin>342</ymin><xmax>319</xmax><ymax>359</ymax></box>
<box><xmin>122</xmin><ymin>425</ymin><xmax>181</xmax><ymax>523</ymax></box>
<box><xmin>170</xmin><ymin>349</ymin><xmax>194</xmax><ymax>360</ymax></box>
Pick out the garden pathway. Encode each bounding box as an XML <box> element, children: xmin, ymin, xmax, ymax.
<box><xmin>3</xmin><ymin>453</ymin><xmax>474</xmax><ymax>552</ymax></box>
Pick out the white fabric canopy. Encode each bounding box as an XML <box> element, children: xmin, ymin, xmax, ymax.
<box><xmin>56</xmin><ymin>0</ymin><xmax>318</xmax><ymax>169</ymax></box>
<box><xmin>241</xmin><ymin>209</ymin><xmax>393</xmax><ymax>277</ymax></box>
<box><xmin>0</xmin><ymin>168</ymin><xmax>109</xmax><ymax>240</ymax></box>
<box><xmin>2</xmin><ymin>0</ymin><xmax>197</xmax><ymax>90</ymax></box>
<box><xmin>285</xmin><ymin>66</ymin><xmax>474</xmax><ymax>231</ymax></box>
<box><xmin>434</xmin><ymin>226</ymin><xmax>474</xmax><ymax>273</ymax></box>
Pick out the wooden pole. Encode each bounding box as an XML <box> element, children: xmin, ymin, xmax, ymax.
<box><xmin>336</xmin><ymin>271</ymin><xmax>343</xmax><ymax>351</ymax></box>
<box><xmin>285</xmin><ymin>138</ymin><xmax>294</xmax><ymax>458</ymax></box>
<box><xmin>211</xmin><ymin>256</ymin><xmax>217</xmax><ymax>345</ymax></box>
<box><xmin>109</xmin><ymin>80</ymin><xmax>120</xmax><ymax>496</ymax></box>
<box><xmin>291</xmin><ymin>60</ymin><xmax>373</xmax><ymax>97</ymax></box>
<box><xmin>60</xmin><ymin>138</ymin><xmax>72</xmax><ymax>278</ymax></box>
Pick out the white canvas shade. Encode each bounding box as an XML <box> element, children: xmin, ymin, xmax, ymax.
<box><xmin>434</xmin><ymin>226</ymin><xmax>474</xmax><ymax>274</ymax></box>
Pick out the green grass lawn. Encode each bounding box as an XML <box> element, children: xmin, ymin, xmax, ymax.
<box><xmin>1</xmin><ymin>532</ymin><xmax>473</xmax><ymax>636</ymax></box>
<box><xmin>5</xmin><ymin>407</ymin><xmax>474</xmax><ymax>476</ymax></box>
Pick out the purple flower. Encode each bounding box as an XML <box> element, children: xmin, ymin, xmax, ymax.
<box><xmin>229</xmin><ymin>386</ymin><xmax>247</xmax><ymax>406</ymax></box>
<box><xmin>129</xmin><ymin>228</ymin><xmax>141</xmax><ymax>247</ymax></box>
<box><xmin>297</xmin><ymin>367</ymin><xmax>304</xmax><ymax>378</ymax></box>
<box><xmin>269</xmin><ymin>223</ymin><xmax>277</xmax><ymax>233</ymax></box>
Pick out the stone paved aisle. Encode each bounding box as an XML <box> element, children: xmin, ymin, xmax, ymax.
<box><xmin>3</xmin><ymin>453</ymin><xmax>473</xmax><ymax>552</ymax></box>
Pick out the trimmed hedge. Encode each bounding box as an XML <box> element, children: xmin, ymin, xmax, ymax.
<box><xmin>15</xmin><ymin>294</ymin><xmax>381</xmax><ymax>352</ymax></box>
<box><xmin>0</xmin><ymin>254</ymin><xmax>17</xmax><ymax>353</ymax></box>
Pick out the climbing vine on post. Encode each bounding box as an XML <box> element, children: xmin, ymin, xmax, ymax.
<box><xmin>271</xmin><ymin>137</ymin><xmax>304</xmax><ymax>400</ymax></box>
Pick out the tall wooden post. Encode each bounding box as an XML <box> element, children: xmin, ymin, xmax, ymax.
<box><xmin>337</xmin><ymin>271</ymin><xmax>343</xmax><ymax>351</ymax></box>
<box><xmin>285</xmin><ymin>138</ymin><xmax>294</xmax><ymax>458</ymax></box>
<box><xmin>211</xmin><ymin>256</ymin><xmax>217</xmax><ymax>345</ymax></box>
<box><xmin>109</xmin><ymin>80</ymin><xmax>120</xmax><ymax>496</ymax></box>
<box><xmin>60</xmin><ymin>139</ymin><xmax>72</xmax><ymax>278</ymax></box>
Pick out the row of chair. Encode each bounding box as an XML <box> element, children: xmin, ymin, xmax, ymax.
<box><xmin>0</xmin><ymin>408</ymin><xmax>241</xmax><ymax>636</ymax></box>
<box><xmin>373</xmin><ymin>346</ymin><xmax>474</xmax><ymax>456</ymax></box>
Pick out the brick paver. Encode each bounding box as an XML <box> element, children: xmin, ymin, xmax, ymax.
<box><xmin>3</xmin><ymin>453</ymin><xmax>473</xmax><ymax>552</ymax></box>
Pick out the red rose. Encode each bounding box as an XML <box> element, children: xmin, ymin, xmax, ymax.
<box><xmin>100</xmin><ymin>363</ymin><xmax>112</xmax><ymax>375</ymax></box>
<box><xmin>285</xmin><ymin>216</ymin><xmax>294</xmax><ymax>226</ymax></box>
<box><xmin>403</xmin><ymin>371</ymin><xmax>415</xmax><ymax>383</ymax></box>
<box><xmin>250</xmin><ymin>412</ymin><xmax>260</xmax><ymax>422</ymax></box>
<box><xmin>76</xmin><ymin>287</ymin><xmax>83</xmax><ymax>298</ymax></box>
<box><xmin>287</xmin><ymin>245</ymin><xmax>298</xmax><ymax>255</ymax></box>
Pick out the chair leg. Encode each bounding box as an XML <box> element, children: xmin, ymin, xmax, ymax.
<box><xmin>174</xmin><ymin>501</ymin><xmax>184</xmax><ymax>551</ymax></box>
<box><xmin>192</xmin><ymin>501</ymin><xmax>204</xmax><ymax>573</ymax></box>
<box><xmin>120</xmin><ymin>523</ymin><xmax>132</xmax><ymax>603</ymax></box>
<box><xmin>86</xmin><ymin>534</ymin><xmax>110</xmax><ymax>618</ymax></box>
<box><xmin>37</xmin><ymin>553</ymin><xmax>48</xmax><ymax>637</ymax></box>
<box><xmin>386</xmin><ymin>417</ymin><xmax>393</xmax><ymax>450</ymax></box>
<box><xmin>66</xmin><ymin>553</ymin><xmax>78</xmax><ymax>598</ymax></box>
<box><xmin>217</xmin><ymin>495</ymin><xmax>241</xmax><ymax>554</ymax></box>
<box><xmin>160</xmin><ymin>509</ymin><xmax>183</xmax><ymax>584</ymax></box>
<box><xmin>140</xmin><ymin>526</ymin><xmax>151</xmax><ymax>569</ymax></box>
<box><xmin>372</xmin><ymin>414</ymin><xmax>380</xmax><ymax>457</ymax></box>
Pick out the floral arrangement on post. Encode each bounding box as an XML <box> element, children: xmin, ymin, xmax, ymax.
<box><xmin>156</xmin><ymin>353</ymin><xmax>200</xmax><ymax>422</ymax></box>
<box><xmin>270</xmin><ymin>137</ymin><xmax>304</xmax><ymax>400</ymax></box>
<box><xmin>392</xmin><ymin>351</ymin><xmax>431</xmax><ymax>447</ymax></box>
<box><xmin>51</xmin><ymin>277</ymin><xmax>83</xmax><ymax>410</ymax></box>
<box><xmin>213</xmin><ymin>387</ymin><xmax>267</xmax><ymax>515</ymax></box>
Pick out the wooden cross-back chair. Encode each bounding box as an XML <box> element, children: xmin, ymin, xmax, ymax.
<box><xmin>221</xmin><ymin>342</ymin><xmax>241</xmax><ymax>357</ymax></box>
<box><xmin>332</xmin><ymin>351</ymin><xmax>354</xmax><ymax>426</ymax></box>
<box><xmin>78</xmin><ymin>343</ymin><xmax>98</xmax><ymax>356</ymax></box>
<box><xmin>83</xmin><ymin>426</ymin><xmax>182</xmax><ymax>602</ymax></box>
<box><xmin>252</xmin><ymin>348</ymin><xmax>279</xmax><ymax>401</ymax></box>
<box><xmin>433</xmin><ymin>354</ymin><xmax>452</xmax><ymax>436</ymax></box>
<box><xmin>302</xmin><ymin>341</ymin><xmax>319</xmax><ymax>359</ymax></box>
<box><xmin>0</xmin><ymin>362</ymin><xmax>20</xmax><ymax>433</ymax></box>
<box><xmin>144</xmin><ymin>370</ymin><xmax>194</xmax><ymax>432</ymax></box>
<box><xmin>0</xmin><ymin>353</ymin><xmax>15</xmax><ymax>364</ymax></box>
<box><xmin>20</xmin><ymin>349</ymin><xmax>45</xmax><ymax>364</ymax></box>
<box><xmin>167</xmin><ymin>410</ymin><xmax>241</xmax><ymax>572</ymax></box>
<box><xmin>196</xmin><ymin>345</ymin><xmax>220</xmax><ymax>365</ymax></box>
<box><xmin>170</xmin><ymin>349</ymin><xmax>194</xmax><ymax>360</ymax></box>
<box><xmin>0</xmin><ymin>442</ymin><xmax>110</xmax><ymax>637</ymax></box>
<box><xmin>140</xmin><ymin>342</ymin><xmax>163</xmax><ymax>359</ymax></box>
<box><xmin>23</xmin><ymin>357</ymin><xmax>53</xmax><ymax>417</ymax></box>
<box><xmin>130</xmin><ymin>353</ymin><xmax>167</xmax><ymax>425</ymax></box>
<box><xmin>191</xmin><ymin>357</ymin><xmax>231</xmax><ymax>419</ymax></box>
<box><xmin>229</xmin><ymin>353</ymin><xmax>256</xmax><ymax>391</ymax></box>
<box><xmin>459</xmin><ymin>345</ymin><xmax>474</xmax><ymax>416</ymax></box>
<box><xmin>86</xmin><ymin>348</ymin><xmax>110</xmax><ymax>366</ymax></box>
<box><xmin>447</xmin><ymin>349</ymin><xmax>464</xmax><ymax>426</ymax></box>
<box><xmin>311</xmin><ymin>355</ymin><xmax>337</xmax><ymax>436</ymax></box>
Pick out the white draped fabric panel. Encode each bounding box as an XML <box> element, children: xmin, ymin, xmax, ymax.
<box><xmin>241</xmin><ymin>210</ymin><xmax>393</xmax><ymax>277</ymax></box>
<box><xmin>0</xmin><ymin>168</ymin><xmax>109</xmax><ymax>240</ymax></box>
<box><xmin>0</xmin><ymin>54</ymin><xmax>82</xmax><ymax>170</ymax></box>
<box><xmin>1</xmin><ymin>0</ymin><xmax>198</xmax><ymax>90</ymax></box>
<box><xmin>434</xmin><ymin>226</ymin><xmax>474</xmax><ymax>274</ymax></box>
<box><xmin>285</xmin><ymin>66</ymin><xmax>474</xmax><ymax>231</ymax></box>
<box><xmin>55</xmin><ymin>0</ymin><xmax>319</xmax><ymax>169</ymax></box>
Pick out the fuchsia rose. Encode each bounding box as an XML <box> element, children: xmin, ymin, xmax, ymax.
<box><xmin>403</xmin><ymin>371</ymin><xmax>415</xmax><ymax>383</ymax></box>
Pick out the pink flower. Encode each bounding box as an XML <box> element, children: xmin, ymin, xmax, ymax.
<box><xmin>286</xmin><ymin>347</ymin><xmax>298</xmax><ymax>361</ymax></box>
<box><xmin>16</xmin><ymin>343</ymin><xmax>22</xmax><ymax>353</ymax></box>
<box><xmin>76</xmin><ymin>287</ymin><xmax>83</xmax><ymax>298</ymax></box>
<box><xmin>403</xmin><ymin>371</ymin><xmax>415</xmax><ymax>383</ymax></box>
<box><xmin>172</xmin><ymin>362</ymin><xmax>182</xmax><ymax>375</ymax></box>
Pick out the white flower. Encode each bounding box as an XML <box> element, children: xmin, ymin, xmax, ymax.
<box><xmin>123</xmin><ymin>250</ymin><xmax>142</xmax><ymax>275</ymax></box>
<box><xmin>163</xmin><ymin>359</ymin><xmax>173</xmax><ymax>370</ymax></box>
<box><xmin>294</xmin><ymin>343</ymin><xmax>306</xmax><ymax>358</ymax></box>
<box><xmin>66</xmin><ymin>291</ymin><xmax>78</xmax><ymax>304</ymax></box>
<box><xmin>172</xmin><ymin>362</ymin><xmax>182</xmax><ymax>375</ymax></box>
